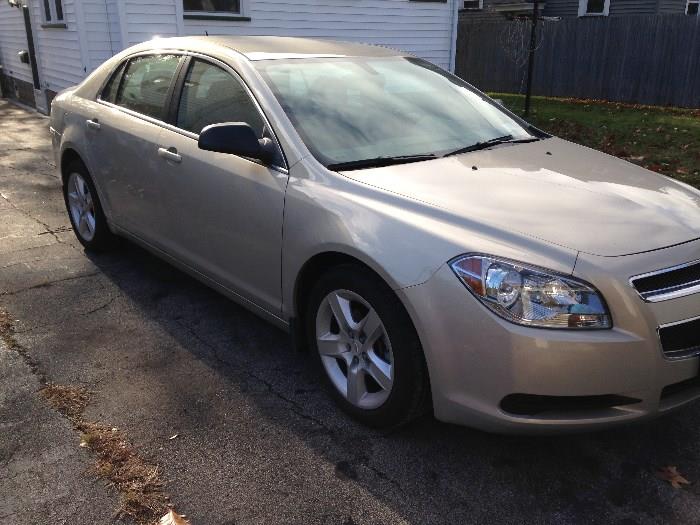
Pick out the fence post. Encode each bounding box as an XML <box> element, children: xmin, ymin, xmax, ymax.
<box><xmin>524</xmin><ymin>0</ymin><xmax>540</xmax><ymax>117</ymax></box>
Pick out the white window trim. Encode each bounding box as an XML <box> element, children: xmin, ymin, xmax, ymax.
<box><xmin>41</xmin><ymin>0</ymin><xmax>65</xmax><ymax>23</ymax></box>
<box><xmin>463</xmin><ymin>0</ymin><xmax>484</xmax><ymax>10</ymax></box>
<box><xmin>687</xmin><ymin>0</ymin><xmax>700</xmax><ymax>15</ymax></box>
<box><xmin>578</xmin><ymin>0</ymin><xmax>610</xmax><ymax>16</ymax></box>
<box><xmin>183</xmin><ymin>0</ymin><xmax>249</xmax><ymax>18</ymax></box>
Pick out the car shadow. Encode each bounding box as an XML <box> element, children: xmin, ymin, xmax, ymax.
<box><xmin>83</xmin><ymin>239</ymin><xmax>700</xmax><ymax>524</ymax></box>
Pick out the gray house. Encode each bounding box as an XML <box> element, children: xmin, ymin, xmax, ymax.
<box><xmin>460</xmin><ymin>0</ymin><xmax>699</xmax><ymax>21</ymax></box>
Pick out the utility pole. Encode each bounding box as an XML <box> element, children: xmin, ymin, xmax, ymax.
<box><xmin>524</xmin><ymin>0</ymin><xmax>539</xmax><ymax>117</ymax></box>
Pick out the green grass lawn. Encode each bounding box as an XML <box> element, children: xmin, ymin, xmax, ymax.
<box><xmin>491</xmin><ymin>93</ymin><xmax>700</xmax><ymax>189</ymax></box>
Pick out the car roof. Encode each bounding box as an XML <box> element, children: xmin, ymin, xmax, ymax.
<box><xmin>136</xmin><ymin>35</ymin><xmax>403</xmax><ymax>61</ymax></box>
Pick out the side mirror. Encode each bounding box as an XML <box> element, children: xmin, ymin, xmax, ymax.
<box><xmin>198</xmin><ymin>122</ymin><xmax>276</xmax><ymax>164</ymax></box>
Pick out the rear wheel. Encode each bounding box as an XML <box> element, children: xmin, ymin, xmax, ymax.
<box><xmin>306</xmin><ymin>265</ymin><xmax>429</xmax><ymax>427</ymax></box>
<box><xmin>62</xmin><ymin>160</ymin><xmax>116</xmax><ymax>251</ymax></box>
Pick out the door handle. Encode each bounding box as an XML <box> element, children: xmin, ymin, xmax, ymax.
<box><xmin>158</xmin><ymin>147</ymin><xmax>182</xmax><ymax>163</ymax></box>
<box><xmin>86</xmin><ymin>119</ymin><xmax>100</xmax><ymax>130</ymax></box>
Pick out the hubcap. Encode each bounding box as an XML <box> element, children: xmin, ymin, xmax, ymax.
<box><xmin>315</xmin><ymin>289</ymin><xmax>394</xmax><ymax>409</ymax></box>
<box><xmin>66</xmin><ymin>172</ymin><xmax>96</xmax><ymax>242</ymax></box>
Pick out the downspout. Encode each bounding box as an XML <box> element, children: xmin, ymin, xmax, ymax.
<box><xmin>449</xmin><ymin>0</ymin><xmax>459</xmax><ymax>72</ymax></box>
<box><xmin>19</xmin><ymin>3</ymin><xmax>47</xmax><ymax>112</ymax></box>
<box><xmin>20</xmin><ymin>5</ymin><xmax>40</xmax><ymax>90</ymax></box>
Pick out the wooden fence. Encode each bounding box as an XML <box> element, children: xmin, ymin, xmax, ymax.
<box><xmin>455</xmin><ymin>14</ymin><xmax>700</xmax><ymax>108</ymax></box>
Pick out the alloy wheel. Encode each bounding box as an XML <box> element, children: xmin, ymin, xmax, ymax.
<box><xmin>315</xmin><ymin>289</ymin><xmax>394</xmax><ymax>409</ymax></box>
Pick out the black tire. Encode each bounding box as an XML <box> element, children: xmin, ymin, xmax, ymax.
<box><xmin>62</xmin><ymin>159</ymin><xmax>116</xmax><ymax>251</ymax></box>
<box><xmin>306</xmin><ymin>264</ymin><xmax>430</xmax><ymax>428</ymax></box>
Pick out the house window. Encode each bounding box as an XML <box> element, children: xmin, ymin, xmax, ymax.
<box><xmin>578</xmin><ymin>0</ymin><xmax>610</xmax><ymax>16</ymax></box>
<box><xmin>688</xmin><ymin>0</ymin><xmax>699</xmax><ymax>15</ymax></box>
<box><xmin>463</xmin><ymin>0</ymin><xmax>483</xmax><ymax>9</ymax></box>
<box><xmin>42</xmin><ymin>0</ymin><xmax>64</xmax><ymax>22</ymax></box>
<box><xmin>183</xmin><ymin>0</ymin><xmax>241</xmax><ymax>14</ymax></box>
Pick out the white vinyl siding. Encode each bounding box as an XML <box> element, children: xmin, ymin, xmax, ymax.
<box><xmin>30</xmin><ymin>0</ymin><xmax>85</xmax><ymax>92</ymax></box>
<box><xmin>123</xmin><ymin>1</ymin><xmax>180</xmax><ymax>46</ymax></box>
<box><xmin>105</xmin><ymin>0</ymin><xmax>123</xmax><ymax>51</ymax></box>
<box><xmin>0</xmin><ymin>0</ymin><xmax>456</xmax><ymax>100</ymax></box>
<box><xmin>0</xmin><ymin>4</ymin><xmax>33</xmax><ymax>85</ymax></box>
<box><xmin>81</xmin><ymin>0</ymin><xmax>118</xmax><ymax>69</ymax></box>
<box><xmin>183</xmin><ymin>0</ymin><xmax>457</xmax><ymax>71</ymax></box>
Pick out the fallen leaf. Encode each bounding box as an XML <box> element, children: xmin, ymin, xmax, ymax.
<box><xmin>159</xmin><ymin>509</ymin><xmax>191</xmax><ymax>525</ymax></box>
<box><xmin>656</xmin><ymin>466</ymin><xmax>690</xmax><ymax>489</ymax></box>
<box><xmin>169</xmin><ymin>434</ymin><xmax>179</xmax><ymax>440</ymax></box>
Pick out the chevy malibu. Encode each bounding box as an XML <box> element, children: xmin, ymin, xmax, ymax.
<box><xmin>50</xmin><ymin>36</ymin><xmax>700</xmax><ymax>433</ymax></box>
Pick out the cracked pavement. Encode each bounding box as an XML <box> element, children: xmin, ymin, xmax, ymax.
<box><xmin>2</xmin><ymin>98</ymin><xmax>700</xmax><ymax>524</ymax></box>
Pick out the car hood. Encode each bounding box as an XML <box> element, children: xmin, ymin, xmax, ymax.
<box><xmin>340</xmin><ymin>138</ymin><xmax>700</xmax><ymax>257</ymax></box>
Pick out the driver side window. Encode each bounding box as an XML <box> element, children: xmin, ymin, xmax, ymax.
<box><xmin>177</xmin><ymin>59</ymin><xmax>265</xmax><ymax>136</ymax></box>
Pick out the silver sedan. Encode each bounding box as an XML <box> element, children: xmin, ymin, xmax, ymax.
<box><xmin>50</xmin><ymin>36</ymin><xmax>700</xmax><ymax>433</ymax></box>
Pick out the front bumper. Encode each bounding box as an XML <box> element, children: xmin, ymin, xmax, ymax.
<box><xmin>398</xmin><ymin>239</ymin><xmax>700</xmax><ymax>433</ymax></box>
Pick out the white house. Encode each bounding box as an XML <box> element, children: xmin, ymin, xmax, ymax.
<box><xmin>0</xmin><ymin>0</ymin><xmax>459</xmax><ymax>113</ymax></box>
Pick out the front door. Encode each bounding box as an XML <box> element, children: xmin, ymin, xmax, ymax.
<box><xmin>155</xmin><ymin>58</ymin><xmax>288</xmax><ymax>315</ymax></box>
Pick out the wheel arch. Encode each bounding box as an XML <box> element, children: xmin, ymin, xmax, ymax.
<box><xmin>60</xmin><ymin>147</ymin><xmax>84</xmax><ymax>182</ymax></box>
<box><xmin>59</xmin><ymin>145</ymin><xmax>113</xmax><ymax>226</ymax></box>
<box><xmin>292</xmin><ymin>250</ymin><xmax>434</xmax><ymax>418</ymax></box>
<box><xmin>293</xmin><ymin>251</ymin><xmax>397</xmax><ymax>323</ymax></box>
<box><xmin>291</xmin><ymin>250</ymin><xmax>425</xmax><ymax>355</ymax></box>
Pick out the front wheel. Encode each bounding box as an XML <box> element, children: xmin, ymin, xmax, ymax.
<box><xmin>306</xmin><ymin>265</ymin><xmax>430</xmax><ymax>428</ymax></box>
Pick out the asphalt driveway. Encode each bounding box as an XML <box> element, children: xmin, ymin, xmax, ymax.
<box><xmin>2</xmin><ymin>98</ymin><xmax>700</xmax><ymax>525</ymax></box>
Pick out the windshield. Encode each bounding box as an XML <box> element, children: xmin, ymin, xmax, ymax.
<box><xmin>254</xmin><ymin>56</ymin><xmax>535</xmax><ymax>168</ymax></box>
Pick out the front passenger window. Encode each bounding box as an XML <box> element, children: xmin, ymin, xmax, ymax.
<box><xmin>115</xmin><ymin>54</ymin><xmax>180</xmax><ymax>120</ymax></box>
<box><xmin>176</xmin><ymin>59</ymin><xmax>265</xmax><ymax>136</ymax></box>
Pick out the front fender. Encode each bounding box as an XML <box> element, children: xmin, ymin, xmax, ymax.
<box><xmin>281</xmin><ymin>161</ymin><xmax>579</xmax><ymax>320</ymax></box>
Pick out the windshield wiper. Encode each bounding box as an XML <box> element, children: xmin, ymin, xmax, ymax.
<box><xmin>443</xmin><ymin>135</ymin><xmax>541</xmax><ymax>158</ymax></box>
<box><xmin>327</xmin><ymin>154</ymin><xmax>438</xmax><ymax>171</ymax></box>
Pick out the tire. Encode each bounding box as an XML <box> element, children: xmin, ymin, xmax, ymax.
<box><xmin>306</xmin><ymin>264</ymin><xmax>430</xmax><ymax>428</ymax></box>
<box><xmin>62</xmin><ymin>160</ymin><xmax>116</xmax><ymax>251</ymax></box>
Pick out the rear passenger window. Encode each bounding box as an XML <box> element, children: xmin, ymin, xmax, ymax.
<box><xmin>176</xmin><ymin>59</ymin><xmax>265</xmax><ymax>136</ymax></box>
<box><xmin>115</xmin><ymin>54</ymin><xmax>180</xmax><ymax>120</ymax></box>
<box><xmin>100</xmin><ymin>61</ymin><xmax>127</xmax><ymax>103</ymax></box>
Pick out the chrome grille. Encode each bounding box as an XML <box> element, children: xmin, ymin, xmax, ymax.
<box><xmin>630</xmin><ymin>259</ymin><xmax>700</xmax><ymax>302</ymax></box>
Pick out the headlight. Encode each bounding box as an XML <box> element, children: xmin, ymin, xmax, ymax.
<box><xmin>450</xmin><ymin>254</ymin><xmax>611</xmax><ymax>329</ymax></box>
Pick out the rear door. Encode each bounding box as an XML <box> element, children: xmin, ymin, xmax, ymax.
<box><xmin>155</xmin><ymin>57</ymin><xmax>288</xmax><ymax>315</ymax></box>
<box><xmin>90</xmin><ymin>53</ymin><xmax>183</xmax><ymax>243</ymax></box>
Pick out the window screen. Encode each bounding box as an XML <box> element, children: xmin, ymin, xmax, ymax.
<box><xmin>54</xmin><ymin>0</ymin><xmax>64</xmax><ymax>20</ymax></box>
<box><xmin>115</xmin><ymin>55</ymin><xmax>180</xmax><ymax>121</ymax></box>
<box><xmin>585</xmin><ymin>0</ymin><xmax>605</xmax><ymax>13</ymax></box>
<box><xmin>176</xmin><ymin>59</ymin><xmax>264</xmax><ymax>135</ymax></box>
<box><xmin>183</xmin><ymin>0</ymin><xmax>241</xmax><ymax>12</ymax></box>
<box><xmin>43</xmin><ymin>0</ymin><xmax>64</xmax><ymax>21</ymax></box>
